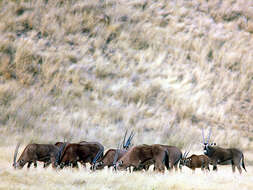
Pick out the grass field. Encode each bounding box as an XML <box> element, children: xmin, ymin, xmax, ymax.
<box><xmin>0</xmin><ymin>146</ymin><xmax>252</xmax><ymax>190</ymax></box>
<box><xmin>0</xmin><ymin>0</ymin><xmax>253</xmax><ymax>189</ymax></box>
<box><xmin>0</xmin><ymin>145</ymin><xmax>252</xmax><ymax>190</ymax></box>
<box><xmin>0</xmin><ymin>167</ymin><xmax>252</xmax><ymax>190</ymax></box>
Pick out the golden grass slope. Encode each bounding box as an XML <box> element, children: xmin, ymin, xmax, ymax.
<box><xmin>0</xmin><ymin>0</ymin><xmax>252</xmax><ymax>153</ymax></box>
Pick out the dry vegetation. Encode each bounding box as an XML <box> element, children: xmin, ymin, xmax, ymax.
<box><xmin>0</xmin><ymin>145</ymin><xmax>252</xmax><ymax>190</ymax></box>
<box><xmin>0</xmin><ymin>0</ymin><xmax>253</xmax><ymax>189</ymax></box>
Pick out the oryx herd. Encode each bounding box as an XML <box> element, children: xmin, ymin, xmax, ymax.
<box><xmin>13</xmin><ymin>129</ymin><xmax>247</xmax><ymax>174</ymax></box>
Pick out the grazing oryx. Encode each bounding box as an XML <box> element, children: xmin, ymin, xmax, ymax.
<box><xmin>13</xmin><ymin>143</ymin><xmax>63</xmax><ymax>169</ymax></box>
<box><xmin>116</xmin><ymin>144</ymin><xmax>169</xmax><ymax>173</ymax></box>
<box><xmin>79</xmin><ymin>141</ymin><xmax>104</xmax><ymax>170</ymax></box>
<box><xmin>56</xmin><ymin>141</ymin><xmax>104</xmax><ymax>169</ymax></box>
<box><xmin>135</xmin><ymin>145</ymin><xmax>182</xmax><ymax>172</ymax></box>
<box><xmin>202</xmin><ymin>128</ymin><xmax>246</xmax><ymax>173</ymax></box>
<box><xmin>94</xmin><ymin>130</ymin><xmax>134</xmax><ymax>170</ymax></box>
<box><xmin>179</xmin><ymin>151</ymin><xmax>210</xmax><ymax>172</ymax></box>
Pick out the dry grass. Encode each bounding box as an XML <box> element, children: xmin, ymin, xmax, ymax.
<box><xmin>0</xmin><ymin>0</ymin><xmax>253</xmax><ymax>189</ymax></box>
<box><xmin>0</xmin><ymin>146</ymin><xmax>252</xmax><ymax>190</ymax></box>
<box><xmin>1</xmin><ymin>167</ymin><xmax>252</xmax><ymax>190</ymax></box>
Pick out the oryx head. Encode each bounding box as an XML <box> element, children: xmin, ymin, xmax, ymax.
<box><xmin>91</xmin><ymin>148</ymin><xmax>104</xmax><ymax>171</ymax></box>
<box><xmin>112</xmin><ymin>141</ymin><xmax>122</xmax><ymax>171</ymax></box>
<box><xmin>93</xmin><ymin>160</ymin><xmax>104</xmax><ymax>169</ymax></box>
<box><xmin>115</xmin><ymin>159</ymin><xmax>126</xmax><ymax>171</ymax></box>
<box><xmin>202</xmin><ymin>128</ymin><xmax>216</xmax><ymax>155</ymax></box>
<box><xmin>179</xmin><ymin>150</ymin><xmax>190</xmax><ymax>167</ymax></box>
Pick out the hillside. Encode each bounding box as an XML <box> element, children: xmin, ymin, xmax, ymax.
<box><xmin>0</xmin><ymin>0</ymin><xmax>253</xmax><ymax>152</ymax></box>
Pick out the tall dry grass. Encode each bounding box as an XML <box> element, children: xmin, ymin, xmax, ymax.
<box><xmin>0</xmin><ymin>145</ymin><xmax>252</xmax><ymax>190</ymax></box>
<box><xmin>0</xmin><ymin>0</ymin><xmax>252</xmax><ymax>146</ymax></box>
<box><xmin>0</xmin><ymin>0</ymin><xmax>253</xmax><ymax>188</ymax></box>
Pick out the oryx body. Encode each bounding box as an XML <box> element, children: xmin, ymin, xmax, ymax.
<box><xmin>116</xmin><ymin>144</ymin><xmax>169</xmax><ymax>173</ymax></box>
<box><xmin>180</xmin><ymin>154</ymin><xmax>210</xmax><ymax>172</ymax></box>
<box><xmin>13</xmin><ymin>143</ymin><xmax>60</xmax><ymax>169</ymax></box>
<box><xmin>202</xmin><ymin>128</ymin><xmax>246</xmax><ymax>173</ymax></box>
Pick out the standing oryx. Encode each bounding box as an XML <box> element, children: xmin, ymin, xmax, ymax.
<box><xmin>202</xmin><ymin>128</ymin><xmax>246</xmax><ymax>173</ymax></box>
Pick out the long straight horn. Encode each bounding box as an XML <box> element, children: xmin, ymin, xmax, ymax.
<box><xmin>122</xmin><ymin>130</ymin><xmax>128</xmax><ymax>149</ymax></box>
<box><xmin>129</xmin><ymin>131</ymin><xmax>134</xmax><ymax>142</ymax></box>
<box><xmin>92</xmin><ymin>149</ymin><xmax>103</xmax><ymax>165</ymax></box>
<box><xmin>185</xmin><ymin>151</ymin><xmax>190</xmax><ymax>158</ymax></box>
<box><xmin>13</xmin><ymin>142</ymin><xmax>21</xmax><ymax>169</ymax></box>
<box><xmin>125</xmin><ymin>131</ymin><xmax>134</xmax><ymax>149</ymax></box>
<box><xmin>202</xmin><ymin>128</ymin><xmax>205</xmax><ymax>144</ymax></box>
<box><xmin>183</xmin><ymin>151</ymin><xmax>187</xmax><ymax>158</ymax></box>
<box><xmin>207</xmin><ymin>128</ymin><xmax>212</xmax><ymax>144</ymax></box>
<box><xmin>91</xmin><ymin>148</ymin><xmax>103</xmax><ymax>171</ymax></box>
<box><xmin>56</xmin><ymin>142</ymin><xmax>66</xmax><ymax>166</ymax></box>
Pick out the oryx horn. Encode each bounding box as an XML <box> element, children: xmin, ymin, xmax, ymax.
<box><xmin>92</xmin><ymin>148</ymin><xmax>104</xmax><ymax>164</ymax></box>
<box><xmin>202</xmin><ymin>128</ymin><xmax>205</xmax><ymax>144</ymax></box>
<box><xmin>56</xmin><ymin>142</ymin><xmax>67</xmax><ymax>165</ymax></box>
<box><xmin>125</xmin><ymin>131</ymin><xmax>134</xmax><ymax>149</ymax></box>
<box><xmin>13</xmin><ymin>142</ymin><xmax>21</xmax><ymax>168</ymax></box>
<box><xmin>122</xmin><ymin>130</ymin><xmax>128</xmax><ymax>149</ymax></box>
<box><xmin>207</xmin><ymin>128</ymin><xmax>212</xmax><ymax>144</ymax></box>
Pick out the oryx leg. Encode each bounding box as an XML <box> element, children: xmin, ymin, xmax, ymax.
<box><xmin>167</xmin><ymin>160</ymin><xmax>173</xmax><ymax>171</ymax></box>
<box><xmin>233</xmin><ymin>159</ymin><xmax>242</xmax><ymax>174</ymax></box>
<box><xmin>80</xmin><ymin>161</ymin><xmax>86</xmax><ymax>168</ymax></box>
<box><xmin>128</xmin><ymin>166</ymin><xmax>132</xmax><ymax>173</ymax></box>
<box><xmin>179</xmin><ymin>164</ymin><xmax>183</xmax><ymax>172</ymax></box>
<box><xmin>154</xmin><ymin>160</ymin><xmax>165</xmax><ymax>173</ymax></box>
<box><xmin>43</xmin><ymin>161</ymin><xmax>51</xmax><ymax>168</ymax></box>
<box><xmin>144</xmin><ymin>164</ymin><xmax>150</xmax><ymax>171</ymax></box>
<box><xmin>206</xmin><ymin>164</ymin><xmax>210</xmax><ymax>171</ymax></box>
<box><xmin>231</xmin><ymin>160</ymin><xmax>236</xmax><ymax>173</ymax></box>
<box><xmin>213</xmin><ymin>161</ymin><xmax>218</xmax><ymax>171</ymax></box>
<box><xmin>50</xmin><ymin>156</ymin><xmax>57</xmax><ymax>168</ymax></box>
<box><xmin>27</xmin><ymin>161</ymin><xmax>32</xmax><ymax>168</ymax></box>
<box><xmin>236</xmin><ymin>164</ymin><xmax>242</xmax><ymax>174</ymax></box>
<box><xmin>174</xmin><ymin>164</ymin><xmax>179</xmax><ymax>172</ymax></box>
<box><xmin>72</xmin><ymin>161</ymin><xmax>79</xmax><ymax>168</ymax></box>
<box><xmin>33</xmin><ymin>161</ymin><xmax>37</xmax><ymax>168</ymax></box>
